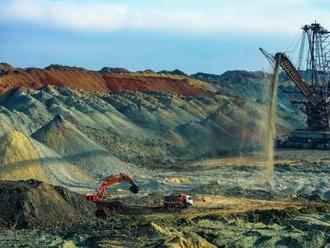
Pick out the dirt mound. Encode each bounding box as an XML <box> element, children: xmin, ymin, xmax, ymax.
<box><xmin>137</xmin><ymin>223</ymin><xmax>215</xmax><ymax>248</ymax></box>
<box><xmin>0</xmin><ymin>70</ymin><xmax>305</xmax><ymax>167</ymax></box>
<box><xmin>135</xmin><ymin>222</ymin><xmax>216</xmax><ymax>248</ymax></box>
<box><xmin>31</xmin><ymin>115</ymin><xmax>132</xmax><ymax>177</ymax></box>
<box><xmin>0</xmin><ymin>130</ymin><xmax>89</xmax><ymax>187</ymax></box>
<box><xmin>0</xmin><ymin>179</ymin><xmax>96</xmax><ymax>228</ymax></box>
<box><xmin>163</xmin><ymin>232</ymin><xmax>216</xmax><ymax>248</ymax></box>
<box><xmin>0</xmin><ymin>111</ymin><xmax>14</xmax><ymax>137</ymax></box>
<box><xmin>0</xmin><ymin>130</ymin><xmax>45</xmax><ymax>181</ymax></box>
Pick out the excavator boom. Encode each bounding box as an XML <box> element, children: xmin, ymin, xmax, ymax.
<box><xmin>260</xmin><ymin>48</ymin><xmax>319</xmax><ymax>106</ymax></box>
<box><xmin>274</xmin><ymin>53</ymin><xmax>319</xmax><ymax>106</ymax></box>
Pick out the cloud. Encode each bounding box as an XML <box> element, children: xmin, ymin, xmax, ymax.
<box><xmin>0</xmin><ymin>0</ymin><xmax>128</xmax><ymax>31</ymax></box>
<box><xmin>0</xmin><ymin>0</ymin><xmax>329</xmax><ymax>34</ymax></box>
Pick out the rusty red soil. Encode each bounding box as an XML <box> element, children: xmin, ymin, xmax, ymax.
<box><xmin>0</xmin><ymin>65</ymin><xmax>212</xmax><ymax>96</ymax></box>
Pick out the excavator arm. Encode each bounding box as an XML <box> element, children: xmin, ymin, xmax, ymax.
<box><xmin>85</xmin><ymin>173</ymin><xmax>139</xmax><ymax>202</ymax></box>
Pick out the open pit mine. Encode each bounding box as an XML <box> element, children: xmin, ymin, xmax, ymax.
<box><xmin>0</xmin><ymin>23</ymin><xmax>329</xmax><ymax>248</ymax></box>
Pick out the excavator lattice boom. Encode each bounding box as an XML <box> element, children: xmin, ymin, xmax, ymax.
<box><xmin>260</xmin><ymin>48</ymin><xmax>329</xmax><ymax>131</ymax></box>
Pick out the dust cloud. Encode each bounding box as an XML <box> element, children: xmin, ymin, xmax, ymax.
<box><xmin>265</xmin><ymin>63</ymin><xmax>280</xmax><ymax>184</ymax></box>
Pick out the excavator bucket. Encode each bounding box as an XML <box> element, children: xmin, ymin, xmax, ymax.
<box><xmin>129</xmin><ymin>184</ymin><xmax>139</xmax><ymax>194</ymax></box>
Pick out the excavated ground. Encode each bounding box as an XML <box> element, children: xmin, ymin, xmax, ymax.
<box><xmin>0</xmin><ymin>149</ymin><xmax>329</xmax><ymax>247</ymax></box>
<box><xmin>0</xmin><ymin>64</ymin><xmax>323</xmax><ymax>247</ymax></box>
<box><xmin>0</xmin><ymin>195</ymin><xmax>328</xmax><ymax>247</ymax></box>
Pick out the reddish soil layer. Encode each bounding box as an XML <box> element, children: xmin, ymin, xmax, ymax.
<box><xmin>0</xmin><ymin>65</ymin><xmax>211</xmax><ymax>96</ymax></box>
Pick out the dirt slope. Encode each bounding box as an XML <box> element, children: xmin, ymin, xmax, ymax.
<box><xmin>0</xmin><ymin>130</ymin><xmax>89</xmax><ymax>186</ymax></box>
<box><xmin>0</xmin><ymin>64</ymin><xmax>306</xmax><ymax>168</ymax></box>
<box><xmin>31</xmin><ymin>115</ymin><xmax>132</xmax><ymax>177</ymax></box>
<box><xmin>0</xmin><ymin>83</ymin><xmax>305</xmax><ymax>167</ymax></box>
<box><xmin>0</xmin><ymin>179</ymin><xmax>95</xmax><ymax>228</ymax></box>
<box><xmin>0</xmin><ymin>64</ymin><xmax>213</xmax><ymax>96</ymax></box>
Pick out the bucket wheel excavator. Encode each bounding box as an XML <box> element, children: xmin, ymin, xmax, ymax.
<box><xmin>260</xmin><ymin>22</ymin><xmax>330</xmax><ymax>149</ymax></box>
<box><xmin>85</xmin><ymin>173</ymin><xmax>139</xmax><ymax>202</ymax></box>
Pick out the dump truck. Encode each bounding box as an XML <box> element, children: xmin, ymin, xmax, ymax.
<box><xmin>163</xmin><ymin>193</ymin><xmax>193</xmax><ymax>209</ymax></box>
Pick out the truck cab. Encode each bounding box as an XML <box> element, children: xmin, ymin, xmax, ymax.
<box><xmin>185</xmin><ymin>195</ymin><xmax>193</xmax><ymax>206</ymax></box>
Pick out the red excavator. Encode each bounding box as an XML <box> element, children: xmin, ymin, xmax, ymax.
<box><xmin>85</xmin><ymin>173</ymin><xmax>139</xmax><ymax>202</ymax></box>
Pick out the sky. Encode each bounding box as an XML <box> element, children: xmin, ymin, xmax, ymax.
<box><xmin>0</xmin><ymin>0</ymin><xmax>330</xmax><ymax>74</ymax></box>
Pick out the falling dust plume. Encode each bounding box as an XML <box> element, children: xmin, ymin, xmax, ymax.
<box><xmin>265</xmin><ymin>62</ymin><xmax>280</xmax><ymax>184</ymax></box>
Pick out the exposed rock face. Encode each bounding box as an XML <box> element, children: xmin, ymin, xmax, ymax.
<box><xmin>0</xmin><ymin>179</ymin><xmax>96</xmax><ymax>228</ymax></box>
<box><xmin>0</xmin><ymin>64</ymin><xmax>212</xmax><ymax>96</ymax></box>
